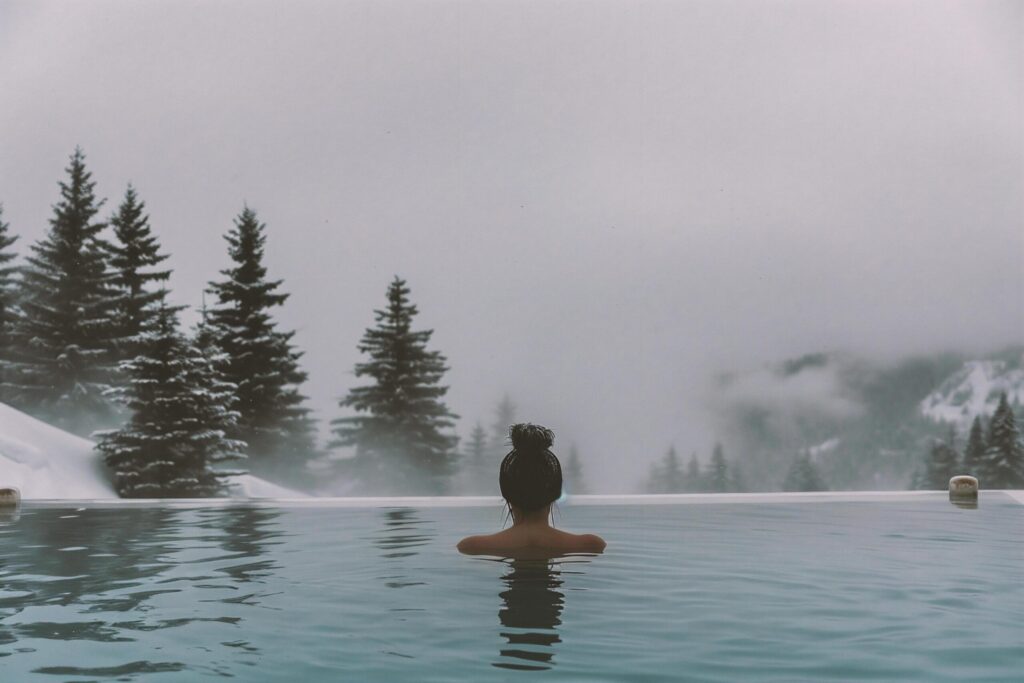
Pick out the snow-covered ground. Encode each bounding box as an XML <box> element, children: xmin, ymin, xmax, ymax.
<box><xmin>0</xmin><ymin>402</ymin><xmax>305</xmax><ymax>499</ymax></box>
<box><xmin>0</xmin><ymin>402</ymin><xmax>114</xmax><ymax>498</ymax></box>
<box><xmin>228</xmin><ymin>472</ymin><xmax>305</xmax><ymax>498</ymax></box>
<box><xmin>920</xmin><ymin>358</ymin><xmax>1024</xmax><ymax>429</ymax></box>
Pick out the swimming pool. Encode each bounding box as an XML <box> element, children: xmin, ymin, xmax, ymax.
<box><xmin>1</xmin><ymin>493</ymin><xmax>1021</xmax><ymax>681</ymax></box>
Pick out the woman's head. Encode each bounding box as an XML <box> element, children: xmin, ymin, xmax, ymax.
<box><xmin>499</xmin><ymin>423</ymin><xmax>562</xmax><ymax>512</ymax></box>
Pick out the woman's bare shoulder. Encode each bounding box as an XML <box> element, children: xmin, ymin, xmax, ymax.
<box><xmin>456</xmin><ymin>534</ymin><xmax>486</xmax><ymax>554</ymax></box>
<box><xmin>457</xmin><ymin>530</ymin><xmax>514</xmax><ymax>555</ymax></box>
<box><xmin>557</xmin><ymin>530</ymin><xmax>606</xmax><ymax>553</ymax></box>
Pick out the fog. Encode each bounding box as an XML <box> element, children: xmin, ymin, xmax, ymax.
<box><xmin>1</xmin><ymin>0</ymin><xmax>1020</xmax><ymax>491</ymax></box>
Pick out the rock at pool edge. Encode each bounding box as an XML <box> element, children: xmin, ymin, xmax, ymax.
<box><xmin>949</xmin><ymin>475</ymin><xmax>978</xmax><ymax>502</ymax></box>
<box><xmin>0</xmin><ymin>487</ymin><xmax>20</xmax><ymax>506</ymax></box>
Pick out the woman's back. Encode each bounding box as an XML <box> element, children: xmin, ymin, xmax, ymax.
<box><xmin>458</xmin><ymin>525</ymin><xmax>605</xmax><ymax>558</ymax></box>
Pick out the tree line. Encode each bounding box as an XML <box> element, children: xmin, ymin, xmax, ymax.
<box><xmin>915</xmin><ymin>392</ymin><xmax>1024</xmax><ymax>490</ymax></box>
<box><xmin>0</xmin><ymin>148</ymin><xmax>586</xmax><ymax>498</ymax></box>
<box><xmin>4</xmin><ymin>149</ymin><xmax>1018</xmax><ymax>498</ymax></box>
<box><xmin>0</xmin><ymin>149</ymin><xmax>316</xmax><ymax>495</ymax></box>
<box><xmin>645</xmin><ymin>443</ymin><xmax>829</xmax><ymax>494</ymax></box>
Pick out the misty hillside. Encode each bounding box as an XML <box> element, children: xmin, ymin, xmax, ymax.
<box><xmin>919</xmin><ymin>352</ymin><xmax>1024</xmax><ymax>430</ymax></box>
<box><xmin>710</xmin><ymin>348</ymin><xmax>1024</xmax><ymax>491</ymax></box>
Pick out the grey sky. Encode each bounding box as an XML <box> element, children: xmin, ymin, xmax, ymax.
<box><xmin>1</xmin><ymin>0</ymin><xmax>1021</xmax><ymax>491</ymax></box>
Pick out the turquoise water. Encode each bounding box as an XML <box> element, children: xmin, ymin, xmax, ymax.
<box><xmin>0</xmin><ymin>495</ymin><xmax>1021</xmax><ymax>681</ymax></box>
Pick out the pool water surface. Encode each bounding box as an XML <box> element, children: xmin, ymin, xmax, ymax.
<box><xmin>0</xmin><ymin>494</ymin><xmax>1021</xmax><ymax>681</ymax></box>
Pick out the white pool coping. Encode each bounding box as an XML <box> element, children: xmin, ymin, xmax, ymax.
<box><xmin>1002</xmin><ymin>489</ymin><xmax>1024</xmax><ymax>505</ymax></box>
<box><xmin>16</xmin><ymin>490</ymin><xmax>1024</xmax><ymax>508</ymax></box>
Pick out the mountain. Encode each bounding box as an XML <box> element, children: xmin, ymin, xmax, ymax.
<box><xmin>709</xmin><ymin>348</ymin><xmax>1023</xmax><ymax>491</ymax></box>
<box><xmin>919</xmin><ymin>353</ymin><xmax>1024</xmax><ymax>431</ymax></box>
<box><xmin>0</xmin><ymin>402</ymin><xmax>303</xmax><ymax>499</ymax></box>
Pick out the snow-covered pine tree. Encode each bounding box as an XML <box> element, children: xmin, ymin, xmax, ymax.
<box><xmin>0</xmin><ymin>204</ymin><xmax>19</xmax><ymax>400</ymax></box>
<box><xmin>206</xmin><ymin>206</ymin><xmax>316</xmax><ymax>482</ymax></box>
<box><xmin>782</xmin><ymin>451</ymin><xmax>828</xmax><ymax>492</ymax></box>
<box><xmin>962</xmin><ymin>415</ymin><xmax>986</xmax><ymax>479</ymax></box>
<box><xmin>4</xmin><ymin>148</ymin><xmax>123</xmax><ymax>433</ymax></box>
<box><xmin>96</xmin><ymin>303</ymin><xmax>245</xmax><ymax>498</ymax></box>
<box><xmin>192</xmin><ymin>298</ymin><xmax>239</xmax><ymax>431</ymax></box>
<box><xmin>106</xmin><ymin>184</ymin><xmax>171</xmax><ymax>358</ymax></box>
<box><xmin>565</xmin><ymin>444</ymin><xmax>587</xmax><ymax>494</ymax></box>
<box><xmin>708</xmin><ymin>442</ymin><xmax>730</xmax><ymax>492</ymax></box>
<box><xmin>331</xmin><ymin>276</ymin><xmax>458</xmax><ymax>494</ymax></box>
<box><xmin>980</xmin><ymin>393</ymin><xmax>1024</xmax><ymax>489</ymax></box>
<box><xmin>193</xmin><ymin>298</ymin><xmax>219</xmax><ymax>357</ymax></box>
<box><xmin>921</xmin><ymin>439</ymin><xmax>960</xmax><ymax>490</ymax></box>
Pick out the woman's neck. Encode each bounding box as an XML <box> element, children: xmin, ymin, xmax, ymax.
<box><xmin>510</xmin><ymin>505</ymin><xmax>552</xmax><ymax>527</ymax></box>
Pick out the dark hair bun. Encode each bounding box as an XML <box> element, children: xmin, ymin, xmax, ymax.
<box><xmin>509</xmin><ymin>423</ymin><xmax>554</xmax><ymax>453</ymax></box>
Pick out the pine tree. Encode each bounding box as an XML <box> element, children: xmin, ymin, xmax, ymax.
<box><xmin>565</xmin><ymin>444</ymin><xmax>587</xmax><ymax>494</ymax></box>
<box><xmin>96</xmin><ymin>304</ymin><xmax>245</xmax><ymax>498</ymax></box>
<box><xmin>664</xmin><ymin>446</ymin><xmax>684</xmax><ymax>492</ymax></box>
<box><xmin>461</xmin><ymin>422</ymin><xmax>491</xmax><ymax>493</ymax></box>
<box><xmin>962</xmin><ymin>415</ymin><xmax>986</xmax><ymax>478</ymax></box>
<box><xmin>3</xmin><ymin>148</ymin><xmax>122</xmax><ymax>433</ymax></box>
<box><xmin>106</xmin><ymin>184</ymin><xmax>170</xmax><ymax>357</ymax></box>
<box><xmin>0</xmin><ymin>204</ymin><xmax>19</xmax><ymax>400</ymax></box>
<box><xmin>708</xmin><ymin>442</ymin><xmax>730</xmax><ymax>492</ymax></box>
<box><xmin>648</xmin><ymin>445</ymin><xmax>684</xmax><ymax>493</ymax></box>
<box><xmin>730</xmin><ymin>464</ymin><xmax>747</xmax><ymax>493</ymax></box>
<box><xmin>685</xmin><ymin>452</ymin><xmax>700</xmax><ymax>492</ymax></box>
<box><xmin>331</xmin><ymin>276</ymin><xmax>458</xmax><ymax>494</ymax></box>
<box><xmin>206</xmin><ymin>206</ymin><xmax>316</xmax><ymax>481</ymax></box>
<box><xmin>192</xmin><ymin>298</ymin><xmax>238</xmax><ymax>431</ymax></box>
<box><xmin>980</xmin><ymin>393</ymin><xmax>1024</xmax><ymax>489</ymax></box>
<box><xmin>490</xmin><ymin>395</ymin><xmax>517</xmax><ymax>456</ymax></box>
<box><xmin>645</xmin><ymin>461</ymin><xmax>660</xmax><ymax>493</ymax></box>
<box><xmin>466</xmin><ymin>422</ymin><xmax>488</xmax><ymax>462</ymax></box>
<box><xmin>921</xmin><ymin>439</ymin><xmax>960</xmax><ymax>490</ymax></box>
<box><xmin>783</xmin><ymin>451</ymin><xmax>828</xmax><ymax>492</ymax></box>
<box><xmin>193</xmin><ymin>297</ymin><xmax>219</xmax><ymax>358</ymax></box>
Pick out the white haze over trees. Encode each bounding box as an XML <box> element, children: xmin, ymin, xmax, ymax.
<box><xmin>0</xmin><ymin>0</ymin><xmax>1021</xmax><ymax>492</ymax></box>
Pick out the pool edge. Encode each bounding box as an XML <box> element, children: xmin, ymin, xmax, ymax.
<box><xmin>16</xmin><ymin>490</ymin><xmax>1024</xmax><ymax>508</ymax></box>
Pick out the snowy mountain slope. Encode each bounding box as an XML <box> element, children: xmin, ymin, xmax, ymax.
<box><xmin>920</xmin><ymin>356</ymin><xmax>1024</xmax><ymax>429</ymax></box>
<box><xmin>0</xmin><ymin>402</ymin><xmax>305</xmax><ymax>499</ymax></box>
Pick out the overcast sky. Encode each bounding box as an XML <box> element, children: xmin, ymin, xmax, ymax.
<box><xmin>1</xmin><ymin>0</ymin><xmax>1021</xmax><ymax>490</ymax></box>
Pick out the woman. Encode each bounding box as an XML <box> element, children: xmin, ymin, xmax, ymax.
<box><xmin>457</xmin><ymin>423</ymin><xmax>606</xmax><ymax>557</ymax></box>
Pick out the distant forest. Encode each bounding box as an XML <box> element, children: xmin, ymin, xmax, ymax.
<box><xmin>1</xmin><ymin>149</ymin><xmax>1021</xmax><ymax>497</ymax></box>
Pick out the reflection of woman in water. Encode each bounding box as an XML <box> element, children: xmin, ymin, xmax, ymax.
<box><xmin>493</xmin><ymin>559</ymin><xmax>564</xmax><ymax>671</ymax></box>
<box><xmin>458</xmin><ymin>423</ymin><xmax>605</xmax><ymax>557</ymax></box>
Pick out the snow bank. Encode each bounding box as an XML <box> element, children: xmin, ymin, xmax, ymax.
<box><xmin>0</xmin><ymin>402</ymin><xmax>305</xmax><ymax>499</ymax></box>
<box><xmin>0</xmin><ymin>402</ymin><xmax>116</xmax><ymax>498</ymax></box>
<box><xmin>228</xmin><ymin>474</ymin><xmax>306</xmax><ymax>498</ymax></box>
